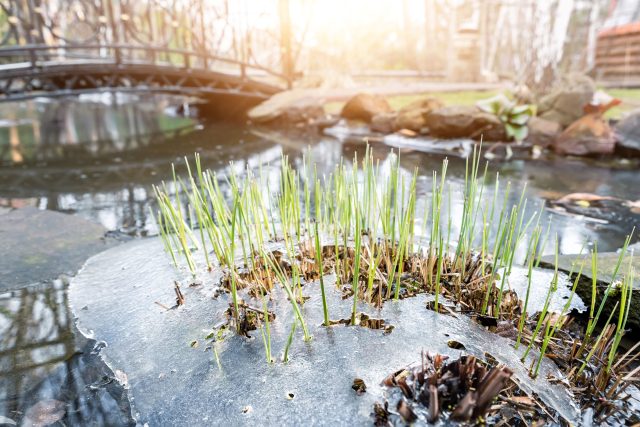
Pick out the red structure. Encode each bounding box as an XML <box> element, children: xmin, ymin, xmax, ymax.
<box><xmin>596</xmin><ymin>0</ymin><xmax>640</xmax><ymax>86</ymax></box>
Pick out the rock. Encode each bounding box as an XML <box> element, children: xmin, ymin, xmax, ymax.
<box><xmin>553</xmin><ymin>113</ymin><xmax>616</xmax><ymax>156</ymax></box>
<box><xmin>395</xmin><ymin>98</ymin><xmax>445</xmax><ymax>132</ymax></box>
<box><xmin>423</xmin><ymin>106</ymin><xmax>506</xmax><ymax>141</ymax></box>
<box><xmin>370</xmin><ymin>112</ymin><xmax>398</xmax><ymax>134</ymax></box>
<box><xmin>538</xmin><ymin>73</ymin><xmax>596</xmax><ymax>127</ymax></box>
<box><xmin>395</xmin><ymin>109</ymin><xmax>426</xmax><ymax>133</ymax></box>
<box><xmin>615</xmin><ymin>109</ymin><xmax>640</xmax><ymax>155</ymax></box>
<box><xmin>281</xmin><ymin>104</ymin><xmax>326</xmax><ymax>125</ymax></box>
<box><xmin>248</xmin><ymin>90</ymin><xmax>326</xmax><ymax>125</ymax></box>
<box><xmin>340</xmin><ymin>93</ymin><xmax>392</xmax><ymax>123</ymax></box>
<box><xmin>313</xmin><ymin>114</ymin><xmax>340</xmax><ymax>130</ymax></box>
<box><xmin>525</xmin><ymin>117</ymin><xmax>562</xmax><ymax>147</ymax></box>
<box><xmin>539</xmin><ymin>252</ymin><xmax>640</xmax><ymax>332</ymax></box>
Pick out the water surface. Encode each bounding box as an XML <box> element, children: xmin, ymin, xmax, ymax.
<box><xmin>1</xmin><ymin>94</ymin><xmax>638</xmax><ymax>425</ymax></box>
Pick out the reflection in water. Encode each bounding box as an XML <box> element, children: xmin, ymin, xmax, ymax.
<box><xmin>0</xmin><ymin>280</ymin><xmax>133</xmax><ymax>425</ymax></box>
<box><xmin>0</xmin><ymin>93</ymin><xmax>194</xmax><ymax>167</ymax></box>
<box><xmin>1</xmin><ymin>111</ymin><xmax>639</xmax><ymax>251</ymax></box>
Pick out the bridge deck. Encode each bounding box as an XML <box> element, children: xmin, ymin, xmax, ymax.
<box><xmin>0</xmin><ymin>59</ymin><xmax>283</xmax><ymax>105</ymax></box>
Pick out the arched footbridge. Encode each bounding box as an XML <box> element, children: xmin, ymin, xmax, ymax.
<box><xmin>0</xmin><ymin>0</ymin><xmax>291</xmax><ymax>107</ymax></box>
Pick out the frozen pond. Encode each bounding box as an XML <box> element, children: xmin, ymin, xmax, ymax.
<box><xmin>69</xmin><ymin>237</ymin><xmax>581</xmax><ymax>425</ymax></box>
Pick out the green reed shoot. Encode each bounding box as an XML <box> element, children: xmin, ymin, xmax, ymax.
<box><xmin>351</xmin><ymin>201</ymin><xmax>362</xmax><ymax>325</ymax></box>
<box><xmin>584</xmin><ymin>229</ymin><xmax>635</xmax><ymax>343</ymax></box>
<box><xmin>261</xmin><ymin>249</ymin><xmax>311</xmax><ymax>342</ymax></box>
<box><xmin>515</xmin><ymin>225</ymin><xmax>542</xmax><ymax>349</ymax></box>
<box><xmin>314</xmin><ymin>221</ymin><xmax>329</xmax><ymax>326</ymax></box>
<box><xmin>433</xmin><ymin>234</ymin><xmax>445</xmax><ymax>311</ymax></box>
<box><xmin>151</xmin><ymin>208</ymin><xmax>178</xmax><ymax>268</ymax></box>
<box><xmin>607</xmin><ymin>259</ymin><xmax>634</xmax><ymax>373</ymax></box>
<box><xmin>260</xmin><ymin>291</ymin><xmax>273</xmax><ymax>364</ymax></box>
<box><xmin>532</xmin><ymin>261</ymin><xmax>584</xmax><ymax>378</ymax></box>
<box><xmin>522</xmin><ymin>236</ymin><xmax>559</xmax><ymax>362</ymax></box>
<box><xmin>229</xmin><ymin>199</ymin><xmax>240</xmax><ymax>330</ymax></box>
<box><xmin>576</xmin><ymin>303</ymin><xmax>618</xmax><ymax>377</ymax></box>
<box><xmin>283</xmin><ymin>319</ymin><xmax>297</xmax><ymax>363</ymax></box>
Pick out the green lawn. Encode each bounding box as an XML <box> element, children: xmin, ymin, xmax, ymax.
<box><xmin>325</xmin><ymin>90</ymin><xmax>501</xmax><ymax>114</ymax></box>
<box><xmin>604</xmin><ymin>88</ymin><xmax>640</xmax><ymax>120</ymax></box>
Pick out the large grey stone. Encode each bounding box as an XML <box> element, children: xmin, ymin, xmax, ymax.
<box><xmin>248</xmin><ymin>90</ymin><xmax>326</xmax><ymax>124</ymax></box>
<box><xmin>525</xmin><ymin>116</ymin><xmax>562</xmax><ymax>148</ymax></box>
<box><xmin>340</xmin><ymin>93</ymin><xmax>392</xmax><ymax>123</ymax></box>
<box><xmin>615</xmin><ymin>108</ymin><xmax>640</xmax><ymax>155</ymax></box>
<box><xmin>553</xmin><ymin>113</ymin><xmax>616</xmax><ymax>156</ymax></box>
<box><xmin>0</xmin><ymin>207</ymin><xmax>112</xmax><ymax>290</ymax></box>
<box><xmin>424</xmin><ymin>106</ymin><xmax>506</xmax><ymax>141</ymax></box>
<box><xmin>370</xmin><ymin>112</ymin><xmax>397</xmax><ymax>134</ymax></box>
<box><xmin>394</xmin><ymin>97</ymin><xmax>444</xmax><ymax>132</ymax></box>
<box><xmin>539</xmin><ymin>252</ymin><xmax>640</xmax><ymax>331</ymax></box>
<box><xmin>538</xmin><ymin>73</ymin><xmax>595</xmax><ymax>128</ymax></box>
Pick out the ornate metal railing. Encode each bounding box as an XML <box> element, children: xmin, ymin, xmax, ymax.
<box><xmin>0</xmin><ymin>0</ymin><xmax>291</xmax><ymax>100</ymax></box>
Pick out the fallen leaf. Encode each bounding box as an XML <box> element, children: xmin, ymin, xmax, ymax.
<box><xmin>511</xmin><ymin>396</ymin><xmax>535</xmax><ymax>406</ymax></box>
<box><xmin>22</xmin><ymin>400</ymin><xmax>65</xmax><ymax>427</ymax></box>
<box><xmin>624</xmin><ymin>200</ymin><xmax>640</xmax><ymax>214</ymax></box>
<box><xmin>397</xmin><ymin>128</ymin><xmax>417</xmax><ymax>137</ymax></box>
<box><xmin>556</xmin><ymin>193</ymin><xmax>618</xmax><ymax>204</ymax></box>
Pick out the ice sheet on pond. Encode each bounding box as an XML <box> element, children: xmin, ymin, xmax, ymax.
<box><xmin>70</xmin><ymin>237</ymin><xmax>581</xmax><ymax>425</ymax></box>
<box><xmin>507</xmin><ymin>265</ymin><xmax>587</xmax><ymax>314</ymax></box>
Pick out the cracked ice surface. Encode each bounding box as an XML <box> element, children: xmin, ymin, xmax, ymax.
<box><xmin>70</xmin><ymin>237</ymin><xmax>581</xmax><ymax>425</ymax></box>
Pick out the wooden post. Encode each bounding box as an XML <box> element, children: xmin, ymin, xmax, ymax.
<box><xmin>278</xmin><ymin>0</ymin><xmax>294</xmax><ymax>88</ymax></box>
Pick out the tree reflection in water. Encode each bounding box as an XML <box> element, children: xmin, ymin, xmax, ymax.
<box><xmin>0</xmin><ymin>279</ymin><xmax>134</xmax><ymax>425</ymax></box>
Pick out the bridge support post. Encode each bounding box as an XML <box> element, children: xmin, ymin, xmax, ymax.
<box><xmin>278</xmin><ymin>0</ymin><xmax>294</xmax><ymax>88</ymax></box>
<box><xmin>106</xmin><ymin>0</ymin><xmax>122</xmax><ymax>64</ymax></box>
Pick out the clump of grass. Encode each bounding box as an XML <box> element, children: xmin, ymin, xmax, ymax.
<box><xmin>154</xmin><ymin>146</ymin><xmax>638</xmax><ymax>417</ymax></box>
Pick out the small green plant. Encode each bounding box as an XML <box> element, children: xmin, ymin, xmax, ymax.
<box><xmin>476</xmin><ymin>94</ymin><xmax>534</xmax><ymax>142</ymax></box>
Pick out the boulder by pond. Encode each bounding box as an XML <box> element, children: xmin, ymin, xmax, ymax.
<box><xmin>340</xmin><ymin>93</ymin><xmax>392</xmax><ymax>123</ymax></box>
<box><xmin>538</xmin><ymin>73</ymin><xmax>596</xmax><ymax>128</ymax></box>
<box><xmin>553</xmin><ymin>111</ymin><xmax>616</xmax><ymax>156</ymax></box>
<box><xmin>248</xmin><ymin>90</ymin><xmax>327</xmax><ymax>126</ymax></box>
<box><xmin>525</xmin><ymin>116</ymin><xmax>562</xmax><ymax>148</ymax></box>
<box><xmin>423</xmin><ymin>106</ymin><xmax>506</xmax><ymax>141</ymax></box>
<box><xmin>615</xmin><ymin>108</ymin><xmax>640</xmax><ymax>156</ymax></box>
<box><xmin>69</xmin><ymin>237</ymin><xmax>582</xmax><ymax>425</ymax></box>
<box><xmin>370</xmin><ymin>112</ymin><xmax>397</xmax><ymax>134</ymax></box>
<box><xmin>394</xmin><ymin>97</ymin><xmax>444</xmax><ymax>133</ymax></box>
